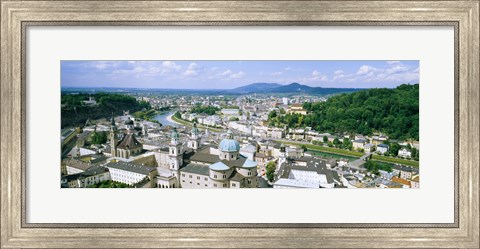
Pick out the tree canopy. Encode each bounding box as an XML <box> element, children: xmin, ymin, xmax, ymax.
<box><xmin>268</xmin><ymin>84</ymin><xmax>419</xmax><ymax>140</ymax></box>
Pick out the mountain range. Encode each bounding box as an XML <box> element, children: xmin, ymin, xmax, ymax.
<box><xmin>62</xmin><ymin>82</ymin><xmax>363</xmax><ymax>95</ymax></box>
<box><xmin>228</xmin><ymin>82</ymin><xmax>361</xmax><ymax>94</ymax></box>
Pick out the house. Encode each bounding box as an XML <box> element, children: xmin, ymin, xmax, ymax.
<box><xmin>376</xmin><ymin>144</ymin><xmax>389</xmax><ymax>154</ymax></box>
<box><xmin>398</xmin><ymin>148</ymin><xmax>412</xmax><ymax>158</ymax></box>
<box><xmin>61</xmin><ymin>166</ymin><xmax>110</xmax><ymax>188</ymax></box>
<box><xmin>411</xmin><ymin>175</ymin><xmax>420</xmax><ymax>188</ymax></box>
<box><xmin>392</xmin><ymin>164</ymin><xmax>418</xmax><ymax>180</ymax></box>
<box><xmin>287</xmin><ymin>103</ymin><xmax>308</xmax><ymax>115</ymax></box>
<box><xmin>352</xmin><ymin>139</ymin><xmax>367</xmax><ymax>150</ymax></box>
<box><xmin>391</xmin><ymin>176</ymin><xmax>411</xmax><ymax>188</ymax></box>
<box><xmin>363</xmin><ymin>143</ymin><xmax>375</xmax><ymax>152</ymax></box>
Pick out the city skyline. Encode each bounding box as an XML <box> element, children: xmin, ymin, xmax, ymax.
<box><xmin>61</xmin><ymin>60</ymin><xmax>419</xmax><ymax>89</ymax></box>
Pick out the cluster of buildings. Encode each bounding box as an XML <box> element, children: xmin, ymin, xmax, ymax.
<box><xmin>61</xmin><ymin>92</ymin><xmax>420</xmax><ymax>189</ymax></box>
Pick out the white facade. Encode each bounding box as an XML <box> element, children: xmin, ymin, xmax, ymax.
<box><xmin>398</xmin><ymin>148</ymin><xmax>412</xmax><ymax>158</ymax></box>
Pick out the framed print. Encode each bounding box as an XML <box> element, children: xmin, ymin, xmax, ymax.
<box><xmin>1</xmin><ymin>1</ymin><xmax>478</xmax><ymax>248</ymax></box>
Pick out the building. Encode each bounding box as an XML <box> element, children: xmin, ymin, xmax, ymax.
<box><xmin>287</xmin><ymin>103</ymin><xmax>307</xmax><ymax>115</ymax></box>
<box><xmin>110</xmin><ymin>117</ymin><xmax>143</xmax><ymax>159</ymax></box>
<box><xmin>61</xmin><ymin>128</ymin><xmax>77</xmax><ymax>148</ymax></box>
<box><xmin>178</xmin><ymin>130</ymin><xmax>258</xmax><ymax>188</ymax></box>
<box><xmin>221</xmin><ymin>109</ymin><xmax>240</xmax><ymax>116</ymax></box>
<box><xmin>398</xmin><ymin>148</ymin><xmax>412</xmax><ymax>158</ymax></box>
<box><xmin>376</xmin><ymin>144</ymin><xmax>389</xmax><ymax>154</ymax></box>
<box><xmin>392</xmin><ymin>164</ymin><xmax>418</xmax><ymax>180</ymax></box>
<box><xmin>391</xmin><ymin>176</ymin><xmax>411</xmax><ymax>188</ymax></box>
<box><xmin>61</xmin><ymin>166</ymin><xmax>110</xmax><ymax>188</ymax></box>
<box><xmin>411</xmin><ymin>175</ymin><xmax>420</xmax><ymax>188</ymax></box>
<box><xmin>352</xmin><ymin>139</ymin><xmax>367</xmax><ymax>150</ymax></box>
<box><xmin>274</xmin><ymin>156</ymin><xmax>341</xmax><ymax>188</ymax></box>
<box><xmin>363</xmin><ymin>143</ymin><xmax>375</xmax><ymax>152</ymax></box>
<box><xmin>106</xmin><ymin>161</ymin><xmax>157</xmax><ymax>187</ymax></box>
<box><xmin>63</xmin><ymin>158</ymin><xmax>96</xmax><ymax>175</ymax></box>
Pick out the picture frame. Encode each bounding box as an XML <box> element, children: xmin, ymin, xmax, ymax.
<box><xmin>1</xmin><ymin>1</ymin><xmax>478</xmax><ymax>248</ymax></box>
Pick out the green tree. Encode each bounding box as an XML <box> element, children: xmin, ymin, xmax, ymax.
<box><xmin>265</xmin><ymin>161</ymin><xmax>277</xmax><ymax>182</ymax></box>
<box><xmin>323</xmin><ymin>135</ymin><xmax>328</xmax><ymax>143</ymax></box>
<box><xmin>91</xmin><ymin>131</ymin><xmax>107</xmax><ymax>144</ymax></box>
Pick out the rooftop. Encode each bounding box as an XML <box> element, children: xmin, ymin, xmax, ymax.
<box><xmin>106</xmin><ymin>161</ymin><xmax>156</xmax><ymax>175</ymax></box>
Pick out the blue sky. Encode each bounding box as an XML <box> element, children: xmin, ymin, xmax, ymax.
<box><xmin>61</xmin><ymin>60</ymin><xmax>419</xmax><ymax>89</ymax></box>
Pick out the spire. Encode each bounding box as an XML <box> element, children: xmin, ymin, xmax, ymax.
<box><xmin>111</xmin><ymin>114</ymin><xmax>115</xmax><ymax>127</ymax></box>
<box><xmin>191</xmin><ymin>122</ymin><xmax>200</xmax><ymax>136</ymax></box>
<box><xmin>110</xmin><ymin>114</ymin><xmax>117</xmax><ymax>132</ymax></box>
<box><xmin>226</xmin><ymin>129</ymin><xmax>233</xmax><ymax>139</ymax></box>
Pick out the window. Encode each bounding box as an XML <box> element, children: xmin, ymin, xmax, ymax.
<box><xmin>197</xmin><ymin>176</ymin><xmax>200</xmax><ymax>180</ymax></box>
<box><xmin>214</xmin><ymin>184</ymin><xmax>217</xmax><ymax>187</ymax></box>
<box><xmin>248</xmin><ymin>172</ymin><xmax>252</xmax><ymax>176</ymax></box>
<box><xmin>214</xmin><ymin>175</ymin><xmax>217</xmax><ymax>179</ymax></box>
<box><xmin>182</xmin><ymin>174</ymin><xmax>185</xmax><ymax>177</ymax></box>
<box><xmin>231</xmin><ymin>155</ymin><xmax>234</xmax><ymax>159</ymax></box>
<box><xmin>189</xmin><ymin>175</ymin><xmax>192</xmax><ymax>178</ymax></box>
<box><xmin>232</xmin><ymin>183</ymin><xmax>236</xmax><ymax>187</ymax></box>
<box><xmin>197</xmin><ymin>183</ymin><xmax>200</xmax><ymax>185</ymax></box>
<box><xmin>223</xmin><ymin>183</ymin><xmax>227</xmax><ymax>187</ymax></box>
<box><xmin>204</xmin><ymin>177</ymin><xmax>208</xmax><ymax>181</ymax></box>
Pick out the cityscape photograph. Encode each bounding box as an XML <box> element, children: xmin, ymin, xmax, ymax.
<box><xmin>60</xmin><ymin>60</ymin><xmax>419</xmax><ymax>189</ymax></box>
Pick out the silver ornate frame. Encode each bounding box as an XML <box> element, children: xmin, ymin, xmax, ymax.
<box><xmin>1</xmin><ymin>1</ymin><xmax>478</xmax><ymax>248</ymax></box>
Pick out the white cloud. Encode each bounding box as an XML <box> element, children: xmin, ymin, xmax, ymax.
<box><xmin>334</xmin><ymin>70</ymin><xmax>344</xmax><ymax>75</ymax></box>
<box><xmin>310</xmin><ymin>70</ymin><xmax>328</xmax><ymax>81</ymax></box>
<box><xmin>220</xmin><ymin>70</ymin><xmax>232</xmax><ymax>76</ymax></box>
<box><xmin>271</xmin><ymin>71</ymin><xmax>283</xmax><ymax>76</ymax></box>
<box><xmin>162</xmin><ymin>61</ymin><xmax>181</xmax><ymax>71</ymax></box>
<box><xmin>183</xmin><ymin>63</ymin><xmax>205</xmax><ymax>77</ymax></box>
<box><xmin>284</xmin><ymin>67</ymin><xmax>291</xmax><ymax>71</ymax></box>
<box><xmin>356</xmin><ymin>65</ymin><xmax>376</xmax><ymax>75</ymax></box>
<box><xmin>230</xmin><ymin>71</ymin><xmax>245</xmax><ymax>79</ymax></box>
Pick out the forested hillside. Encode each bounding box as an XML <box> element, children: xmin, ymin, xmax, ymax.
<box><xmin>268</xmin><ymin>84</ymin><xmax>419</xmax><ymax>140</ymax></box>
<box><xmin>61</xmin><ymin>93</ymin><xmax>151</xmax><ymax>128</ymax></box>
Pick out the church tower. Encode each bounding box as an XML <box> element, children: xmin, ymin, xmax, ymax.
<box><xmin>188</xmin><ymin>122</ymin><xmax>201</xmax><ymax>151</ymax></box>
<box><xmin>169</xmin><ymin>127</ymin><xmax>183</xmax><ymax>182</ymax></box>
<box><xmin>278</xmin><ymin>143</ymin><xmax>287</xmax><ymax>166</ymax></box>
<box><xmin>110</xmin><ymin>116</ymin><xmax>118</xmax><ymax>157</ymax></box>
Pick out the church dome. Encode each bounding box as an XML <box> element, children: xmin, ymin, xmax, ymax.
<box><xmin>219</xmin><ymin>138</ymin><xmax>240</xmax><ymax>152</ymax></box>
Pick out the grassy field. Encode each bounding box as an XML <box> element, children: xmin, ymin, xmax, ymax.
<box><xmin>284</xmin><ymin>141</ymin><xmax>419</xmax><ymax>167</ymax></box>
<box><xmin>284</xmin><ymin>142</ymin><xmax>363</xmax><ymax>157</ymax></box>
<box><xmin>371</xmin><ymin>154</ymin><xmax>419</xmax><ymax>167</ymax></box>
<box><xmin>171</xmin><ymin>115</ymin><xmax>223</xmax><ymax>133</ymax></box>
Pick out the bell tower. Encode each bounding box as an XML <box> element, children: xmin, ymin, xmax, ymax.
<box><xmin>188</xmin><ymin>122</ymin><xmax>201</xmax><ymax>151</ymax></box>
<box><xmin>110</xmin><ymin>116</ymin><xmax>118</xmax><ymax>157</ymax></box>
<box><xmin>169</xmin><ymin>127</ymin><xmax>183</xmax><ymax>183</ymax></box>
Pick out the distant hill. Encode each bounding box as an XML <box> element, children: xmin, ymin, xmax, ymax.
<box><xmin>230</xmin><ymin>82</ymin><xmax>360</xmax><ymax>94</ymax></box>
<box><xmin>229</xmin><ymin>83</ymin><xmax>282</xmax><ymax>93</ymax></box>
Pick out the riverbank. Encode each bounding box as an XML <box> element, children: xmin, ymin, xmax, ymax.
<box><xmin>166</xmin><ymin>113</ymin><xmax>181</xmax><ymax>125</ymax></box>
<box><xmin>171</xmin><ymin>115</ymin><xmax>223</xmax><ymax>133</ymax></box>
<box><xmin>282</xmin><ymin>140</ymin><xmax>419</xmax><ymax>167</ymax></box>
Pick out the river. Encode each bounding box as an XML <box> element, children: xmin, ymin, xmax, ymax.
<box><xmin>152</xmin><ymin>110</ymin><xmax>178</xmax><ymax>127</ymax></box>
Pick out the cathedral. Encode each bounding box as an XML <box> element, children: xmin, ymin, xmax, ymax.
<box><xmin>168</xmin><ymin>125</ymin><xmax>259</xmax><ymax>188</ymax></box>
<box><xmin>109</xmin><ymin>117</ymin><xmax>143</xmax><ymax>159</ymax></box>
<box><xmin>108</xmin><ymin>117</ymin><xmax>259</xmax><ymax>188</ymax></box>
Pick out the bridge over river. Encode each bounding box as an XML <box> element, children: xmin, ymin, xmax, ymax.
<box><xmin>346</xmin><ymin>153</ymin><xmax>371</xmax><ymax>171</ymax></box>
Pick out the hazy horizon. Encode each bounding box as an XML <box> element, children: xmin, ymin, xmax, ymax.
<box><xmin>61</xmin><ymin>60</ymin><xmax>419</xmax><ymax>89</ymax></box>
